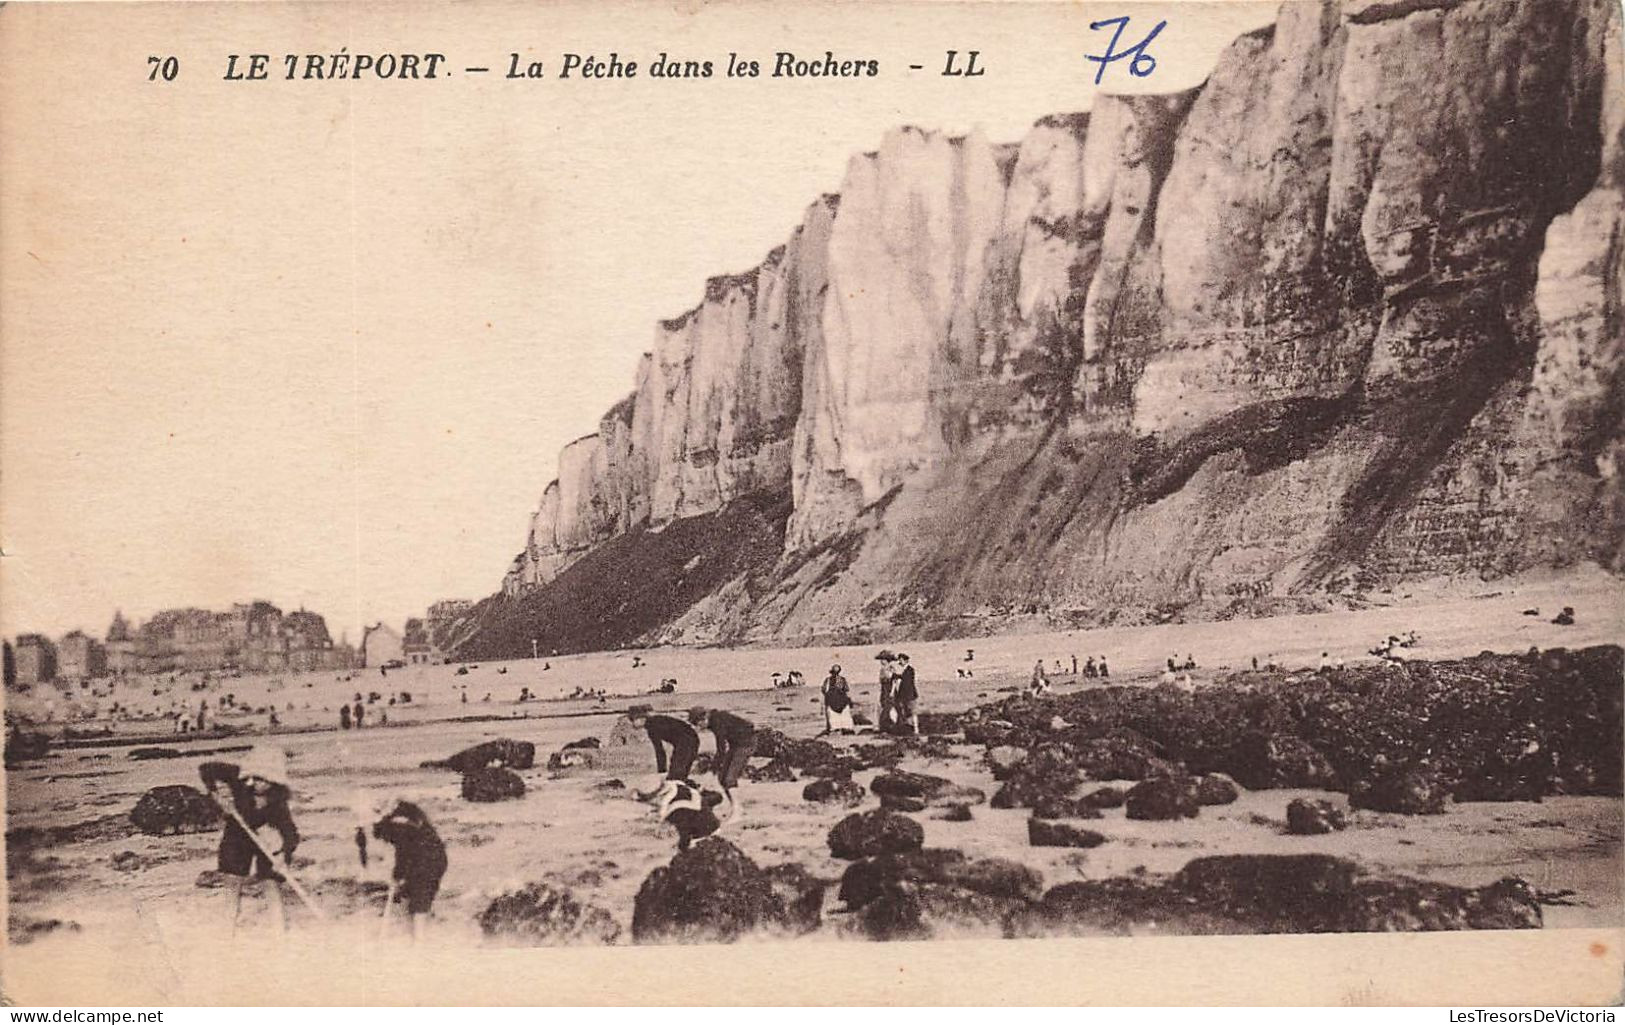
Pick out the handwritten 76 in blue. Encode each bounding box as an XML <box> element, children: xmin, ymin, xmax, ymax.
<box><xmin>1085</xmin><ymin>16</ymin><xmax>1167</xmax><ymax>85</ymax></box>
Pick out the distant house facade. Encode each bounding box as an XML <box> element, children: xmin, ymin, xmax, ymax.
<box><xmin>360</xmin><ymin>623</ymin><xmax>405</xmax><ymax>668</ymax></box>
<box><xmin>13</xmin><ymin>634</ymin><xmax>56</xmax><ymax>686</ymax></box>
<box><xmin>57</xmin><ymin>630</ymin><xmax>107</xmax><ymax>683</ymax></box>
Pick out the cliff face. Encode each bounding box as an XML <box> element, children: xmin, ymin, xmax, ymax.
<box><xmin>485</xmin><ymin>0</ymin><xmax>1623</xmax><ymax>654</ymax></box>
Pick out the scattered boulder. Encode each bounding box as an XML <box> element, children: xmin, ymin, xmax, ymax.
<box><xmin>667</xmin><ymin>807</ymin><xmax>722</xmax><ymax>850</ymax></box>
<box><xmin>879</xmin><ymin>792</ymin><xmax>927</xmax><ymax>813</ymax></box>
<box><xmin>595</xmin><ymin>778</ymin><xmax>627</xmax><ymax>791</ymax></box>
<box><xmin>1348</xmin><ymin>767</ymin><xmax>1449</xmax><ymax>815</ymax></box>
<box><xmin>1078</xmin><ymin>786</ymin><xmax>1127</xmax><ymax>810</ymax></box>
<box><xmin>1030</xmin><ymin>794</ymin><xmax>1104</xmax><ymax>819</ymax></box>
<box><xmin>936</xmin><ymin>803</ymin><xmax>974</xmax><ymax>822</ymax></box>
<box><xmin>870</xmin><ymin>769</ymin><xmax>953</xmax><ymax>801</ymax></box>
<box><xmin>1193</xmin><ymin>773</ymin><xmax>1241</xmax><ymax>806</ymax></box>
<box><xmin>632</xmin><ymin>838</ymin><xmax>784</xmax><ymax>943</ymax></box>
<box><xmin>128</xmin><ymin>747</ymin><xmax>184</xmax><ymax>761</ymax></box>
<box><xmin>461</xmin><ymin>767</ymin><xmax>526</xmax><ymax>803</ymax></box>
<box><xmin>130</xmin><ymin>785</ymin><xmax>222</xmax><ymax>835</ymax></box>
<box><xmin>1286</xmin><ymin>798</ymin><xmax>1348</xmax><ymax>835</ymax></box>
<box><xmin>986</xmin><ymin>745</ymin><xmax>1029</xmax><ymax>779</ymax></box>
<box><xmin>1028</xmin><ymin>818</ymin><xmax>1108</xmax><ymax>849</ymax></box>
<box><xmin>479</xmin><ymin>882</ymin><xmax>622</xmax><ymax>946</ymax></box>
<box><xmin>548</xmin><ymin>748</ymin><xmax>599</xmax><ymax>771</ymax></box>
<box><xmin>915</xmin><ymin>712</ymin><xmax>962</xmax><ymax>736</ymax></box>
<box><xmin>562</xmin><ymin>736</ymin><xmax>601</xmax><ymax>750</ymax></box>
<box><xmin>1124</xmin><ymin>776</ymin><xmax>1200</xmax><ymax>821</ymax></box>
<box><xmin>827</xmin><ymin>809</ymin><xmax>924</xmax><ymax>859</ymax></box>
<box><xmin>422</xmin><ymin>739</ymin><xmax>536</xmax><ymax>773</ymax></box>
<box><xmin>4</xmin><ymin>728</ymin><xmax>50</xmax><ymax>766</ymax></box>
<box><xmin>802</xmin><ymin>777</ymin><xmax>866</xmax><ymax>806</ymax></box>
<box><xmin>1072</xmin><ymin>737</ymin><xmax>1177</xmax><ymax>781</ymax></box>
<box><xmin>745</xmin><ymin>758</ymin><xmax>797</xmax><ymax>783</ymax></box>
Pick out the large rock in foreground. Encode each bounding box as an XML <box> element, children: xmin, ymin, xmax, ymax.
<box><xmin>632</xmin><ymin>837</ymin><xmax>791</xmax><ymax>943</ymax></box>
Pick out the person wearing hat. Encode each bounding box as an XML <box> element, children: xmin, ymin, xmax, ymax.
<box><xmin>892</xmin><ymin>653</ymin><xmax>919</xmax><ymax>735</ymax></box>
<box><xmin>874</xmin><ymin>650</ymin><xmax>897</xmax><ymax>734</ymax></box>
<box><xmin>353</xmin><ymin>791</ymin><xmax>447</xmax><ymax>942</ymax></box>
<box><xmin>819</xmin><ymin>663</ymin><xmax>855</xmax><ymax>735</ymax></box>
<box><xmin>687</xmin><ymin>706</ymin><xmax>756</xmax><ymax>820</ymax></box>
<box><xmin>627</xmin><ymin>707</ymin><xmax>702</xmax><ymax>805</ymax></box>
<box><xmin>199</xmin><ymin>746</ymin><xmax>300</xmax><ymax>931</ymax></box>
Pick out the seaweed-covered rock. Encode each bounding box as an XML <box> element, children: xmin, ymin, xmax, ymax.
<box><xmin>1348</xmin><ymin>767</ymin><xmax>1449</xmax><ymax>815</ymax></box>
<box><xmin>1027</xmin><ymin>818</ymin><xmax>1108</xmax><ymax>849</ymax></box>
<box><xmin>667</xmin><ymin>807</ymin><xmax>722</xmax><ymax>850</ymax></box>
<box><xmin>1343</xmin><ymin>876</ymin><xmax>1541</xmax><ymax>932</ymax></box>
<box><xmin>461</xmin><ymin>767</ymin><xmax>526</xmax><ymax>803</ymax></box>
<box><xmin>479</xmin><ymin>882</ymin><xmax>622</xmax><ymax>946</ymax></box>
<box><xmin>763</xmin><ymin>863</ymin><xmax>829</xmax><ymax>935</ymax></box>
<box><xmin>838</xmin><ymin>849</ymin><xmax>1042</xmax><ymax>909</ymax></box>
<box><xmin>632</xmin><ymin>837</ymin><xmax>782</xmax><ymax>943</ymax></box>
<box><xmin>130</xmin><ymin>785</ymin><xmax>222</xmax><ymax>835</ymax></box>
<box><xmin>936</xmin><ymin>803</ymin><xmax>974</xmax><ymax>822</ymax></box>
<box><xmin>854</xmin><ymin>883</ymin><xmax>1026</xmax><ymax>941</ymax></box>
<box><xmin>1029</xmin><ymin>793</ymin><xmax>1105</xmax><ymax>819</ymax></box>
<box><xmin>1078</xmin><ymin>786</ymin><xmax>1127</xmax><ymax>809</ymax></box>
<box><xmin>802</xmin><ymin>777</ymin><xmax>866</xmax><ymax>806</ymax></box>
<box><xmin>423</xmin><ymin>739</ymin><xmax>536</xmax><ymax>773</ymax></box>
<box><xmin>1072</xmin><ymin>737</ymin><xmax>1176</xmax><ymax>781</ymax></box>
<box><xmin>128</xmin><ymin>747</ymin><xmax>184</xmax><ymax>761</ymax></box>
<box><xmin>4</xmin><ymin>728</ymin><xmax>49</xmax><ymax>766</ymax></box>
<box><xmin>745</xmin><ymin>758</ymin><xmax>797</xmax><ymax>783</ymax></box>
<box><xmin>827</xmin><ymin>809</ymin><xmax>924</xmax><ymax>859</ymax></box>
<box><xmin>879</xmin><ymin>791</ymin><xmax>927</xmax><ymax>812</ymax></box>
<box><xmin>1124</xmin><ymin>776</ymin><xmax>1200</xmax><ymax>821</ymax></box>
<box><xmin>915</xmin><ymin>712</ymin><xmax>963</xmax><ymax>736</ymax></box>
<box><xmin>1193</xmin><ymin>773</ymin><xmax>1241</xmax><ymax>806</ymax></box>
<box><xmin>1226</xmin><ymin>733</ymin><xmax>1338</xmax><ymax>790</ymax></box>
<box><xmin>870</xmin><ymin>770</ymin><xmax>953</xmax><ymax>801</ymax></box>
<box><xmin>548</xmin><ymin>748</ymin><xmax>599</xmax><ymax>771</ymax></box>
<box><xmin>1286</xmin><ymin>798</ymin><xmax>1348</xmax><ymax>835</ymax></box>
<box><xmin>986</xmin><ymin>745</ymin><xmax>1029</xmax><ymax>779</ymax></box>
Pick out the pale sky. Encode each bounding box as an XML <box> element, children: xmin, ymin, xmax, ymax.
<box><xmin>1</xmin><ymin>0</ymin><xmax>1276</xmax><ymax>643</ymax></box>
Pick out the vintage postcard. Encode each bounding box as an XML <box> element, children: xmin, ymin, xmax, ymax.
<box><xmin>2</xmin><ymin>0</ymin><xmax>1622</xmax><ymax>1007</ymax></box>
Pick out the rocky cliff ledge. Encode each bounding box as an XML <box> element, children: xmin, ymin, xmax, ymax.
<box><xmin>464</xmin><ymin>0</ymin><xmax>1623</xmax><ymax>657</ymax></box>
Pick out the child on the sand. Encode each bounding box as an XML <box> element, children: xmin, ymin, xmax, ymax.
<box><xmin>688</xmin><ymin>706</ymin><xmax>756</xmax><ymax>818</ymax></box>
<box><xmin>199</xmin><ymin>746</ymin><xmax>299</xmax><ymax>931</ymax></box>
<box><xmin>354</xmin><ymin>793</ymin><xmax>447</xmax><ymax>942</ymax></box>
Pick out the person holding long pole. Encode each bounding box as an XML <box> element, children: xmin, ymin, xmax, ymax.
<box><xmin>199</xmin><ymin>746</ymin><xmax>304</xmax><ymax>933</ymax></box>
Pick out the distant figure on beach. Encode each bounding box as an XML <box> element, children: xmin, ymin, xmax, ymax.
<box><xmin>353</xmin><ymin>700</ymin><xmax>365</xmax><ymax>729</ymax></box>
<box><xmin>892</xmin><ymin>654</ymin><xmax>919</xmax><ymax>735</ymax></box>
<box><xmin>200</xmin><ymin>747</ymin><xmax>299</xmax><ymax>932</ymax></box>
<box><xmin>1161</xmin><ymin>667</ymin><xmax>1178</xmax><ymax>686</ymax></box>
<box><xmin>354</xmin><ymin>793</ymin><xmax>447</xmax><ymax>943</ymax></box>
<box><xmin>1098</xmin><ymin>656</ymin><xmax>1109</xmax><ymax>678</ymax></box>
<box><xmin>197</xmin><ymin>700</ymin><xmax>209</xmax><ymax>733</ymax></box>
<box><xmin>1553</xmin><ymin>606</ymin><xmax>1576</xmax><ymax>626</ymax></box>
<box><xmin>821</xmin><ymin>664</ymin><xmax>854</xmax><ymax>735</ymax></box>
<box><xmin>875</xmin><ymin>650</ymin><xmax>897</xmax><ymax>733</ymax></box>
<box><xmin>1252</xmin><ymin>656</ymin><xmax>1259</xmax><ymax>671</ymax></box>
<box><xmin>688</xmin><ymin>706</ymin><xmax>756</xmax><ymax>819</ymax></box>
<box><xmin>1318</xmin><ymin>652</ymin><xmax>1331</xmax><ymax>671</ymax></box>
<box><xmin>1083</xmin><ymin>656</ymin><xmax>1097</xmax><ymax>679</ymax></box>
<box><xmin>1030</xmin><ymin>660</ymin><xmax>1052</xmax><ymax>696</ymax></box>
<box><xmin>1071</xmin><ymin>655</ymin><xmax>1078</xmax><ymax>675</ymax></box>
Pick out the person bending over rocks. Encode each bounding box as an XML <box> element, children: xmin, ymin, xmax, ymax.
<box><xmin>630</xmin><ymin>708</ymin><xmax>701</xmax><ymax>801</ymax></box>
<box><xmin>354</xmin><ymin>793</ymin><xmax>447</xmax><ymax>942</ymax></box>
<box><xmin>199</xmin><ymin>747</ymin><xmax>299</xmax><ymax>932</ymax></box>
<box><xmin>689</xmin><ymin>706</ymin><xmax>756</xmax><ymax>819</ymax></box>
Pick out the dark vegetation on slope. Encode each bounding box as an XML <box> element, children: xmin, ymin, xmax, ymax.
<box><xmin>452</xmin><ymin>491</ymin><xmax>791</xmax><ymax>661</ymax></box>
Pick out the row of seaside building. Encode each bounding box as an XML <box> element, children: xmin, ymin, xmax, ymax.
<box><xmin>4</xmin><ymin>599</ymin><xmax>475</xmax><ymax>689</ymax></box>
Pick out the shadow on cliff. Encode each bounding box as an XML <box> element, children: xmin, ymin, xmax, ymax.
<box><xmin>452</xmin><ymin>491</ymin><xmax>792</xmax><ymax>661</ymax></box>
